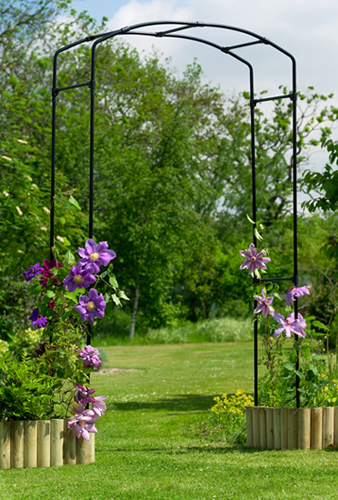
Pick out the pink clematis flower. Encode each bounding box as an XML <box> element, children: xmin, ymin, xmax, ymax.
<box><xmin>285</xmin><ymin>285</ymin><xmax>311</xmax><ymax>306</ymax></box>
<box><xmin>239</xmin><ymin>243</ymin><xmax>271</xmax><ymax>276</ymax></box>
<box><xmin>68</xmin><ymin>409</ymin><xmax>98</xmax><ymax>441</ymax></box>
<box><xmin>74</xmin><ymin>384</ymin><xmax>96</xmax><ymax>406</ymax></box>
<box><xmin>92</xmin><ymin>396</ymin><xmax>107</xmax><ymax>417</ymax></box>
<box><xmin>273</xmin><ymin>311</ymin><xmax>307</xmax><ymax>339</ymax></box>
<box><xmin>78</xmin><ymin>345</ymin><xmax>102</xmax><ymax>368</ymax></box>
<box><xmin>253</xmin><ymin>289</ymin><xmax>274</xmax><ymax>318</ymax></box>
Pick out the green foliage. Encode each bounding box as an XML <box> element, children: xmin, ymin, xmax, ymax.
<box><xmin>302</xmin><ymin>137</ymin><xmax>338</xmax><ymax>213</ymax></box>
<box><xmin>0</xmin><ymin>351</ymin><xmax>63</xmax><ymax>421</ymax></box>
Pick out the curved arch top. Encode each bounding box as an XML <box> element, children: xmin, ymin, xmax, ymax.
<box><xmin>50</xmin><ymin>20</ymin><xmax>299</xmax><ymax>406</ymax></box>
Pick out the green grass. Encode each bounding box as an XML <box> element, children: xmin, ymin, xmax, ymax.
<box><xmin>2</xmin><ymin>342</ymin><xmax>338</xmax><ymax>499</ymax></box>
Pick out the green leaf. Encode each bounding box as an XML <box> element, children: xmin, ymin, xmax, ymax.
<box><xmin>312</xmin><ymin>320</ymin><xmax>330</xmax><ymax>331</ymax></box>
<box><xmin>46</xmin><ymin>291</ymin><xmax>55</xmax><ymax>298</ymax></box>
<box><xmin>283</xmin><ymin>362</ymin><xmax>295</xmax><ymax>372</ymax></box>
<box><xmin>246</xmin><ymin>214</ymin><xmax>256</xmax><ymax>225</ymax></box>
<box><xmin>69</xmin><ymin>195</ymin><xmax>81</xmax><ymax>210</ymax></box>
<box><xmin>111</xmin><ymin>294</ymin><xmax>122</xmax><ymax>306</ymax></box>
<box><xmin>109</xmin><ymin>275</ymin><xmax>118</xmax><ymax>289</ymax></box>
<box><xmin>63</xmin><ymin>251</ymin><xmax>76</xmax><ymax>267</ymax></box>
<box><xmin>118</xmin><ymin>290</ymin><xmax>130</xmax><ymax>300</ymax></box>
<box><xmin>64</xmin><ymin>291</ymin><xmax>81</xmax><ymax>303</ymax></box>
<box><xmin>254</xmin><ymin>227</ymin><xmax>263</xmax><ymax>241</ymax></box>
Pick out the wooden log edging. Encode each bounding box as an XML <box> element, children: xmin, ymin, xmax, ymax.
<box><xmin>246</xmin><ymin>406</ymin><xmax>338</xmax><ymax>450</ymax></box>
<box><xmin>0</xmin><ymin>419</ymin><xmax>95</xmax><ymax>469</ymax></box>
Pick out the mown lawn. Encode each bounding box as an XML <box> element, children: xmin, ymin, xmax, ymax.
<box><xmin>1</xmin><ymin>342</ymin><xmax>338</xmax><ymax>499</ymax></box>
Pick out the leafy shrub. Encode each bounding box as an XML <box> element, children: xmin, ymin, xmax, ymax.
<box><xmin>0</xmin><ymin>352</ymin><xmax>63</xmax><ymax>421</ymax></box>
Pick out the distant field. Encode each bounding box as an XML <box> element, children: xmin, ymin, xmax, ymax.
<box><xmin>1</xmin><ymin>342</ymin><xmax>338</xmax><ymax>500</ymax></box>
<box><xmin>93</xmin><ymin>316</ymin><xmax>254</xmax><ymax>346</ymax></box>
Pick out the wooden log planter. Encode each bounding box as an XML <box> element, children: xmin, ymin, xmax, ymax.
<box><xmin>0</xmin><ymin>418</ymin><xmax>95</xmax><ymax>469</ymax></box>
<box><xmin>246</xmin><ymin>406</ymin><xmax>338</xmax><ymax>450</ymax></box>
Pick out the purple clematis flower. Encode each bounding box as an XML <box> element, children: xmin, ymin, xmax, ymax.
<box><xmin>63</xmin><ymin>262</ymin><xmax>96</xmax><ymax>293</ymax></box>
<box><xmin>74</xmin><ymin>384</ymin><xmax>96</xmax><ymax>406</ymax></box>
<box><xmin>29</xmin><ymin>308</ymin><xmax>48</xmax><ymax>328</ymax></box>
<box><xmin>273</xmin><ymin>311</ymin><xmax>307</xmax><ymax>339</ymax></box>
<box><xmin>78</xmin><ymin>345</ymin><xmax>102</xmax><ymax>368</ymax></box>
<box><xmin>92</xmin><ymin>396</ymin><xmax>107</xmax><ymax>417</ymax></box>
<box><xmin>285</xmin><ymin>285</ymin><xmax>311</xmax><ymax>306</ymax></box>
<box><xmin>78</xmin><ymin>239</ymin><xmax>116</xmax><ymax>274</ymax></box>
<box><xmin>75</xmin><ymin>288</ymin><xmax>106</xmax><ymax>324</ymax></box>
<box><xmin>67</xmin><ymin>409</ymin><xmax>98</xmax><ymax>441</ymax></box>
<box><xmin>239</xmin><ymin>243</ymin><xmax>271</xmax><ymax>276</ymax></box>
<box><xmin>23</xmin><ymin>263</ymin><xmax>43</xmax><ymax>281</ymax></box>
<box><xmin>253</xmin><ymin>289</ymin><xmax>274</xmax><ymax>318</ymax></box>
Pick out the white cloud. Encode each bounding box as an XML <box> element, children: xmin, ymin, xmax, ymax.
<box><xmin>103</xmin><ymin>0</ymin><xmax>338</xmax><ymax>103</ymax></box>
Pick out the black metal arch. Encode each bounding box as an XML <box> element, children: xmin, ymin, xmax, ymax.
<box><xmin>50</xmin><ymin>21</ymin><xmax>299</xmax><ymax>406</ymax></box>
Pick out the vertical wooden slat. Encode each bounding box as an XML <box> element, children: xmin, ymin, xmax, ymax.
<box><xmin>311</xmin><ymin>407</ymin><xmax>323</xmax><ymax>449</ymax></box>
<box><xmin>11</xmin><ymin>421</ymin><xmax>24</xmax><ymax>469</ymax></box>
<box><xmin>245</xmin><ymin>407</ymin><xmax>253</xmax><ymax>447</ymax></box>
<box><xmin>77</xmin><ymin>433</ymin><xmax>95</xmax><ymax>464</ymax></box>
<box><xmin>273</xmin><ymin>408</ymin><xmax>281</xmax><ymax>450</ymax></box>
<box><xmin>266</xmin><ymin>408</ymin><xmax>274</xmax><ymax>449</ymax></box>
<box><xmin>24</xmin><ymin>421</ymin><xmax>37</xmax><ymax>468</ymax></box>
<box><xmin>0</xmin><ymin>421</ymin><xmax>11</xmax><ymax>469</ymax></box>
<box><xmin>259</xmin><ymin>407</ymin><xmax>267</xmax><ymax>449</ymax></box>
<box><xmin>64</xmin><ymin>419</ymin><xmax>77</xmax><ymax>465</ymax></box>
<box><xmin>281</xmin><ymin>408</ymin><xmax>289</xmax><ymax>450</ymax></box>
<box><xmin>37</xmin><ymin>420</ymin><xmax>50</xmax><ymax>468</ymax></box>
<box><xmin>287</xmin><ymin>408</ymin><xmax>298</xmax><ymax>450</ymax></box>
<box><xmin>322</xmin><ymin>407</ymin><xmax>334</xmax><ymax>448</ymax></box>
<box><xmin>298</xmin><ymin>408</ymin><xmax>311</xmax><ymax>450</ymax></box>
<box><xmin>334</xmin><ymin>407</ymin><xmax>338</xmax><ymax>447</ymax></box>
<box><xmin>252</xmin><ymin>407</ymin><xmax>260</xmax><ymax>447</ymax></box>
<box><xmin>51</xmin><ymin>419</ymin><xmax>64</xmax><ymax>467</ymax></box>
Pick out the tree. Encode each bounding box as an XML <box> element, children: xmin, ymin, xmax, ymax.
<box><xmin>2</xmin><ymin>6</ymin><xmax>338</xmax><ymax>336</ymax></box>
<box><xmin>301</xmin><ymin>137</ymin><xmax>338</xmax><ymax>213</ymax></box>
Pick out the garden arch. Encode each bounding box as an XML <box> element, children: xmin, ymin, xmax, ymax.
<box><xmin>50</xmin><ymin>21</ymin><xmax>299</xmax><ymax>406</ymax></box>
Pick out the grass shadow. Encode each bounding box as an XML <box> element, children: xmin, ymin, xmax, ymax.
<box><xmin>110</xmin><ymin>394</ymin><xmax>220</xmax><ymax>413</ymax></box>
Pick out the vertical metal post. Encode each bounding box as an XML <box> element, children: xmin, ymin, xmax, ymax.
<box><xmin>87</xmin><ymin>49</ymin><xmax>96</xmax><ymax>348</ymax></box>
<box><xmin>50</xmin><ymin>54</ymin><xmax>58</xmax><ymax>262</ymax></box>
<box><xmin>249</xmin><ymin>69</ymin><xmax>259</xmax><ymax>406</ymax></box>
<box><xmin>291</xmin><ymin>59</ymin><xmax>300</xmax><ymax>408</ymax></box>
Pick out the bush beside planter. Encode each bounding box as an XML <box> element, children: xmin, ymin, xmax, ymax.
<box><xmin>246</xmin><ymin>406</ymin><xmax>338</xmax><ymax>450</ymax></box>
<box><xmin>0</xmin><ymin>418</ymin><xmax>95</xmax><ymax>469</ymax></box>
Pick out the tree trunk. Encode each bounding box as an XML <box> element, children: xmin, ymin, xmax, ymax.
<box><xmin>129</xmin><ymin>281</ymin><xmax>140</xmax><ymax>339</ymax></box>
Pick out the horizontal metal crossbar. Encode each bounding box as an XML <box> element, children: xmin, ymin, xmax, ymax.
<box><xmin>53</xmin><ymin>81</ymin><xmax>92</xmax><ymax>96</ymax></box>
<box><xmin>253</xmin><ymin>92</ymin><xmax>295</xmax><ymax>104</ymax></box>
<box><xmin>155</xmin><ymin>24</ymin><xmax>201</xmax><ymax>36</ymax></box>
<box><xmin>221</xmin><ymin>40</ymin><xmax>263</xmax><ymax>52</ymax></box>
